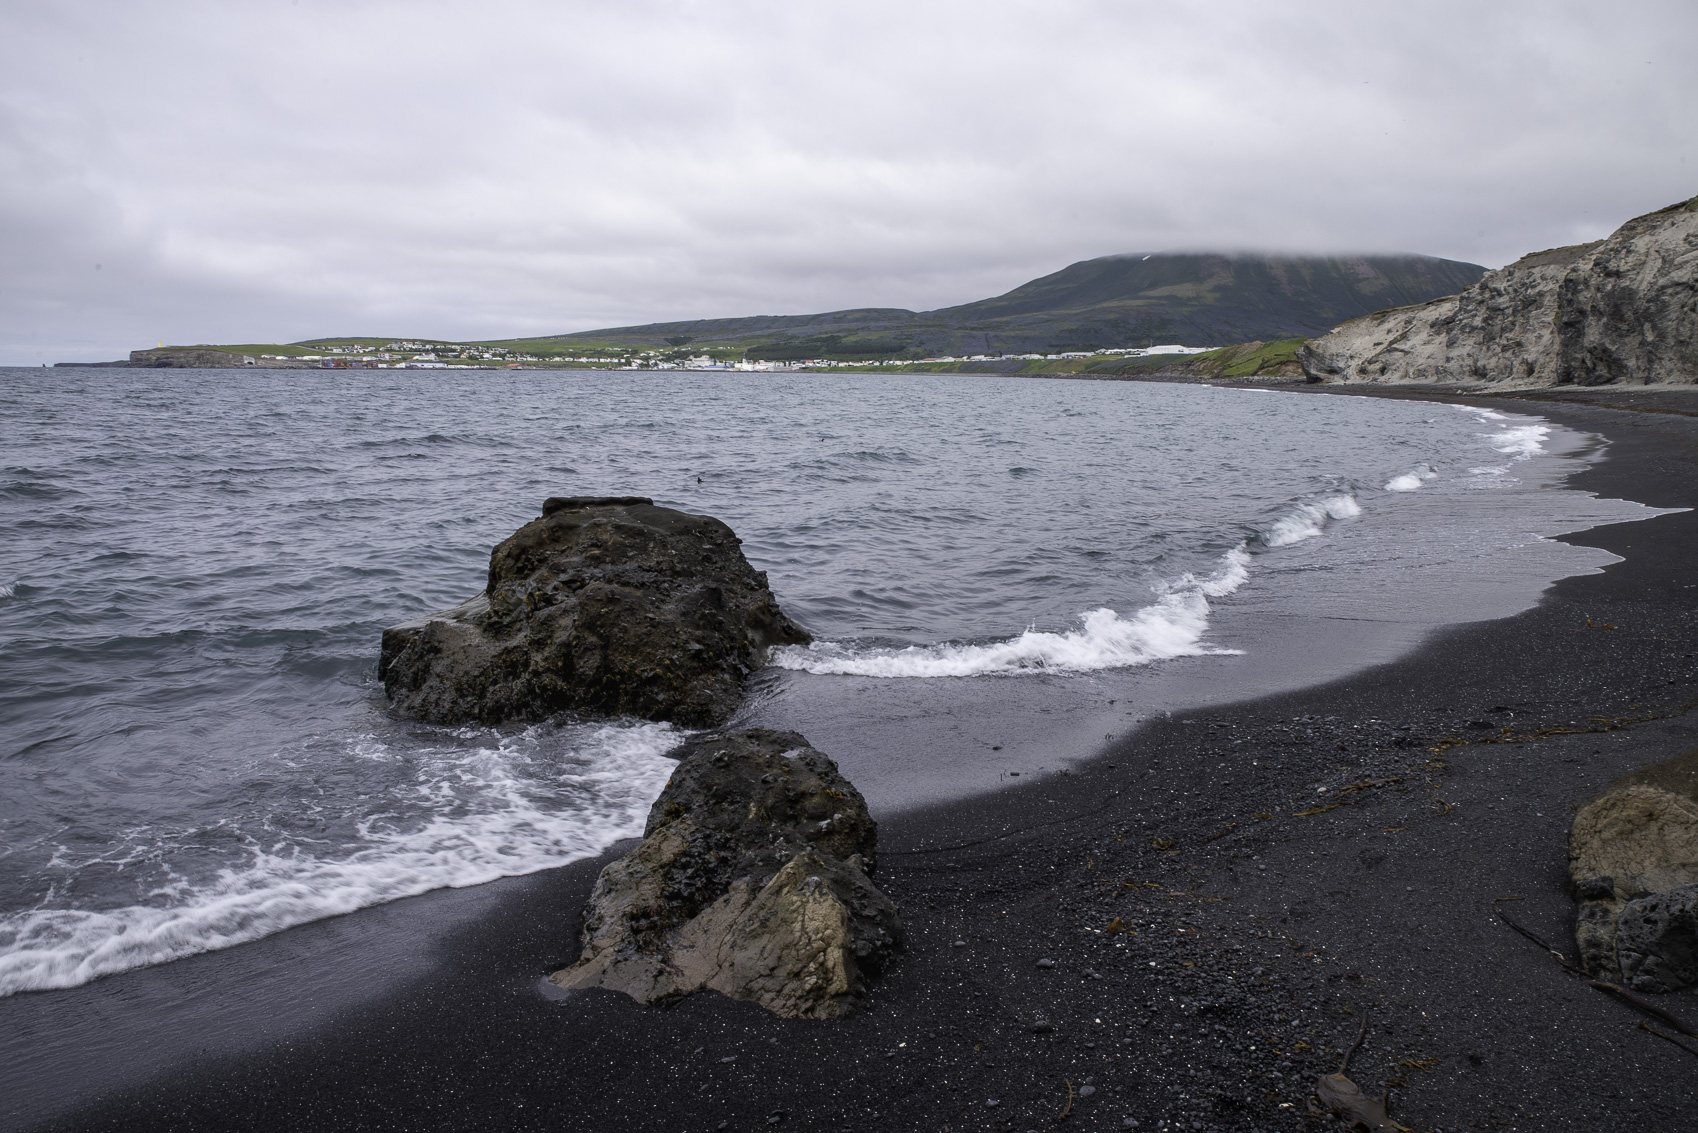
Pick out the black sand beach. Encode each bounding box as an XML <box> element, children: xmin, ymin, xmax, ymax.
<box><xmin>7</xmin><ymin>386</ymin><xmax>1698</xmax><ymax>1133</ymax></box>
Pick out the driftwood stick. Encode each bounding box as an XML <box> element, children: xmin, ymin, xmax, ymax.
<box><xmin>1492</xmin><ymin>897</ymin><xmax>1578</xmax><ymax>972</ymax></box>
<box><xmin>1589</xmin><ymin>981</ymin><xmax>1698</xmax><ymax>1038</ymax></box>
<box><xmin>1339</xmin><ymin>1009</ymin><xmax>1369</xmax><ymax>1074</ymax></box>
<box><xmin>1638</xmin><ymin>1020</ymin><xmax>1698</xmax><ymax>1059</ymax></box>
<box><xmin>1492</xmin><ymin>896</ymin><xmax>1698</xmax><ymax>1037</ymax></box>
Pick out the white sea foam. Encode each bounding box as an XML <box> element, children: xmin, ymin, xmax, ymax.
<box><xmin>0</xmin><ymin>582</ymin><xmax>14</xmax><ymax>598</ymax></box>
<box><xmin>774</xmin><ymin>490</ymin><xmax>1369</xmax><ymax>681</ymax></box>
<box><xmin>1260</xmin><ymin>495</ymin><xmax>1361</xmax><ymax>547</ymax></box>
<box><xmin>1385</xmin><ymin>466</ymin><xmax>1437</xmax><ymax>492</ymax></box>
<box><xmin>1489</xmin><ymin>424</ymin><xmax>1549</xmax><ymax>458</ymax></box>
<box><xmin>0</xmin><ymin>721</ymin><xmax>684</xmax><ymax>997</ymax></box>
<box><xmin>771</xmin><ymin>547</ymin><xmax>1253</xmax><ymax>678</ymax></box>
<box><xmin>1454</xmin><ymin>404</ymin><xmax>1548</xmax><ymax>459</ymax></box>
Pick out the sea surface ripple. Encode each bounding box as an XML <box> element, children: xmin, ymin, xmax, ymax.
<box><xmin>0</xmin><ymin>368</ymin><xmax>1664</xmax><ymax>994</ymax></box>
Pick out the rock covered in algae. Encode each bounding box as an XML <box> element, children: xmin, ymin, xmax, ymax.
<box><xmin>379</xmin><ymin>496</ymin><xmax>809</xmax><ymax>727</ymax></box>
<box><xmin>550</xmin><ymin>728</ymin><xmax>903</xmax><ymax>1019</ymax></box>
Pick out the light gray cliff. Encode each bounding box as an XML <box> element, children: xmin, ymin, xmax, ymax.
<box><xmin>1299</xmin><ymin>195</ymin><xmax>1698</xmax><ymax>388</ymax></box>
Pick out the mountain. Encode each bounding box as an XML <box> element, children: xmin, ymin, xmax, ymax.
<box><xmin>536</xmin><ymin>252</ymin><xmax>1488</xmax><ymax>359</ymax></box>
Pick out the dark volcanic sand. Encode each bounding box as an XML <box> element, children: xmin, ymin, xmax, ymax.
<box><xmin>12</xmin><ymin>387</ymin><xmax>1698</xmax><ymax>1133</ymax></box>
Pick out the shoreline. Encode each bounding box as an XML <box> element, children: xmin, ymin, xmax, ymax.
<box><xmin>6</xmin><ymin>384</ymin><xmax>1698</xmax><ymax>1131</ymax></box>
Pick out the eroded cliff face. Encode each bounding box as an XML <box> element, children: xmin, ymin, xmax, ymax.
<box><xmin>1299</xmin><ymin>196</ymin><xmax>1698</xmax><ymax>388</ymax></box>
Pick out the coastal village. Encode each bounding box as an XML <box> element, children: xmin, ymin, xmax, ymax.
<box><xmin>221</xmin><ymin>340</ymin><xmax>1215</xmax><ymax>371</ymax></box>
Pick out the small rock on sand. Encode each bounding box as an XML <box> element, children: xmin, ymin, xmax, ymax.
<box><xmin>1569</xmin><ymin>747</ymin><xmax>1698</xmax><ymax>988</ymax></box>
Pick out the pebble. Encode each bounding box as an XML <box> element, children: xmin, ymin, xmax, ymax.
<box><xmin>1036</xmin><ymin>958</ymin><xmax>1056</xmax><ymax>968</ymax></box>
<box><xmin>1078</xmin><ymin>1085</ymin><xmax>1097</xmax><ymax>1097</ymax></box>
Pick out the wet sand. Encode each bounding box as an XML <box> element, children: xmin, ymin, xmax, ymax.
<box><xmin>7</xmin><ymin>385</ymin><xmax>1698</xmax><ymax>1133</ymax></box>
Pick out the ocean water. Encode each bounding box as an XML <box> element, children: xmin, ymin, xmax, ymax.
<box><xmin>0</xmin><ymin>367</ymin><xmax>1670</xmax><ymax>997</ymax></box>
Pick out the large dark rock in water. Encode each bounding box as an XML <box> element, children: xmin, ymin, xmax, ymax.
<box><xmin>379</xmin><ymin>497</ymin><xmax>809</xmax><ymax>727</ymax></box>
<box><xmin>550</xmin><ymin>728</ymin><xmax>903</xmax><ymax>1019</ymax></box>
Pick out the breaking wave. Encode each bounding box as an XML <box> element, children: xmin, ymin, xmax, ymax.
<box><xmin>0</xmin><ymin>721</ymin><xmax>685</xmax><ymax>997</ymax></box>
<box><xmin>771</xmin><ymin>547</ymin><xmax>1250</xmax><ymax>678</ymax></box>
<box><xmin>1386</xmin><ymin>466</ymin><xmax>1437</xmax><ymax>492</ymax></box>
<box><xmin>771</xmin><ymin>490</ymin><xmax>1366</xmax><ymax>680</ymax></box>
<box><xmin>1259</xmin><ymin>495</ymin><xmax>1361</xmax><ymax>547</ymax></box>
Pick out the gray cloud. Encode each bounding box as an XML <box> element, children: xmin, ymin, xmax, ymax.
<box><xmin>3</xmin><ymin>0</ymin><xmax>1694</xmax><ymax>363</ymax></box>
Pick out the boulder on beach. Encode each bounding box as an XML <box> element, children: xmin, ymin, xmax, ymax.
<box><xmin>1568</xmin><ymin>748</ymin><xmax>1698</xmax><ymax>989</ymax></box>
<box><xmin>550</xmin><ymin>728</ymin><xmax>903</xmax><ymax>1019</ymax></box>
<box><xmin>378</xmin><ymin>497</ymin><xmax>810</xmax><ymax>727</ymax></box>
<box><xmin>1615</xmin><ymin>883</ymin><xmax>1698</xmax><ymax>994</ymax></box>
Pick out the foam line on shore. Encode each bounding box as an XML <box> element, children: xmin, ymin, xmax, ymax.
<box><xmin>0</xmin><ymin>722</ymin><xmax>684</xmax><ymax>997</ymax></box>
<box><xmin>1454</xmin><ymin>404</ymin><xmax>1550</xmax><ymax>459</ymax></box>
<box><xmin>769</xmin><ymin>581</ymin><xmax>1244</xmax><ymax>679</ymax></box>
<box><xmin>771</xmin><ymin>489</ymin><xmax>1369</xmax><ymax>679</ymax></box>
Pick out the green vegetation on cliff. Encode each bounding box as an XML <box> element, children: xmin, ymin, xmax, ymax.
<box><xmin>1183</xmin><ymin>338</ymin><xmax>1306</xmax><ymax>378</ymax></box>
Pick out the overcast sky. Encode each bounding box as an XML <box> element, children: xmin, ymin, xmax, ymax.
<box><xmin>2</xmin><ymin>0</ymin><xmax>1694</xmax><ymax>363</ymax></box>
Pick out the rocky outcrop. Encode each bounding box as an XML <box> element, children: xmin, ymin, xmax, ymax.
<box><xmin>1300</xmin><ymin>195</ymin><xmax>1698</xmax><ymax>388</ymax></box>
<box><xmin>1569</xmin><ymin>748</ymin><xmax>1698</xmax><ymax>989</ymax></box>
<box><xmin>550</xmin><ymin>729</ymin><xmax>902</xmax><ymax>1019</ymax></box>
<box><xmin>379</xmin><ymin>497</ymin><xmax>809</xmax><ymax>728</ymax></box>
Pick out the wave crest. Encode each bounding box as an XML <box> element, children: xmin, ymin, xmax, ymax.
<box><xmin>770</xmin><ymin>547</ymin><xmax>1249</xmax><ymax>678</ymax></box>
<box><xmin>0</xmin><ymin>722</ymin><xmax>684</xmax><ymax>997</ymax></box>
<box><xmin>1260</xmin><ymin>495</ymin><xmax>1360</xmax><ymax>547</ymax></box>
<box><xmin>1386</xmin><ymin>466</ymin><xmax>1437</xmax><ymax>492</ymax></box>
<box><xmin>772</xmin><ymin>488</ymin><xmax>1367</xmax><ymax>681</ymax></box>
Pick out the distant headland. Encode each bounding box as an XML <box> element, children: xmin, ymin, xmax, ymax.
<box><xmin>61</xmin><ymin>195</ymin><xmax>1698</xmax><ymax>390</ymax></box>
<box><xmin>67</xmin><ymin>251</ymin><xmax>1485</xmax><ymax>378</ymax></box>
